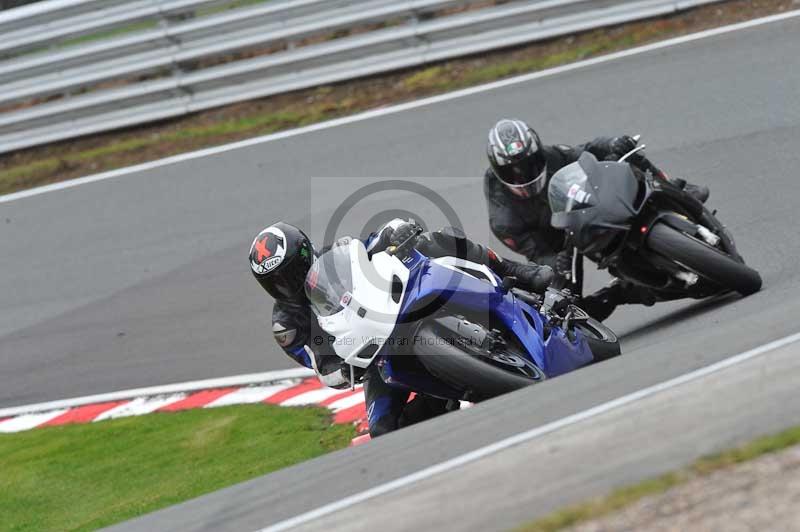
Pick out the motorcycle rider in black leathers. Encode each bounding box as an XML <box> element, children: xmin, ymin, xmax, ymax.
<box><xmin>483</xmin><ymin>119</ymin><xmax>710</xmax><ymax>321</ymax></box>
<box><xmin>249</xmin><ymin>220</ymin><xmax>554</xmax><ymax>438</ymax></box>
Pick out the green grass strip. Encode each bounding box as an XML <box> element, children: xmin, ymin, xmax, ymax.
<box><xmin>518</xmin><ymin>425</ymin><xmax>800</xmax><ymax>532</ymax></box>
<box><xmin>0</xmin><ymin>404</ymin><xmax>354</xmax><ymax>531</ymax></box>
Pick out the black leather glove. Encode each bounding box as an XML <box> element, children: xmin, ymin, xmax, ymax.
<box><xmin>498</xmin><ymin>261</ymin><xmax>554</xmax><ymax>294</ymax></box>
<box><xmin>531</xmin><ymin>265</ymin><xmax>555</xmax><ymax>293</ymax></box>
<box><xmin>388</xmin><ymin>221</ymin><xmax>419</xmax><ymax>248</ymax></box>
<box><xmin>610</xmin><ymin>135</ymin><xmax>638</xmax><ymax>157</ymax></box>
<box><xmin>316</xmin><ymin>356</ymin><xmax>356</xmax><ymax>389</ymax></box>
<box><xmin>317</xmin><ymin>366</ymin><xmax>351</xmax><ymax>390</ymax></box>
<box><xmin>554</xmin><ymin>250</ymin><xmax>573</xmax><ymax>278</ymax></box>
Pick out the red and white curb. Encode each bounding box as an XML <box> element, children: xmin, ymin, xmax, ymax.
<box><xmin>0</xmin><ymin>369</ymin><xmax>373</xmax><ymax>444</ymax></box>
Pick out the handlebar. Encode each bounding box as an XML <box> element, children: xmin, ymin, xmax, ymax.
<box><xmin>617</xmin><ymin>134</ymin><xmax>666</xmax><ymax>178</ymax></box>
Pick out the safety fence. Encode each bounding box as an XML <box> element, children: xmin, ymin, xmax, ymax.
<box><xmin>0</xmin><ymin>0</ymin><xmax>724</xmax><ymax>154</ymax></box>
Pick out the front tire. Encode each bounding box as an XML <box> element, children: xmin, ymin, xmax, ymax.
<box><xmin>647</xmin><ymin>223</ymin><xmax>762</xmax><ymax>296</ymax></box>
<box><xmin>413</xmin><ymin>323</ymin><xmax>540</xmax><ymax>401</ymax></box>
<box><xmin>572</xmin><ymin>317</ymin><xmax>620</xmax><ymax>362</ymax></box>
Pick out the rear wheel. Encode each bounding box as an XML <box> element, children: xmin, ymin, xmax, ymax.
<box><xmin>647</xmin><ymin>223</ymin><xmax>762</xmax><ymax>296</ymax></box>
<box><xmin>413</xmin><ymin>323</ymin><xmax>541</xmax><ymax>401</ymax></box>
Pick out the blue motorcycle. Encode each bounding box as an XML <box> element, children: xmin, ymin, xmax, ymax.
<box><xmin>305</xmin><ymin>231</ymin><xmax>620</xmax><ymax>402</ymax></box>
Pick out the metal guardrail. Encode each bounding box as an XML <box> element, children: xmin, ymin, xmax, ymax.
<box><xmin>0</xmin><ymin>0</ymin><xmax>464</xmax><ymax>103</ymax></box>
<box><xmin>0</xmin><ymin>0</ymin><xmax>230</xmax><ymax>56</ymax></box>
<box><xmin>0</xmin><ymin>0</ymin><xmax>724</xmax><ymax>154</ymax></box>
<box><xmin>1</xmin><ymin>1</ymin><xmax>45</xmax><ymax>10</ymax></box>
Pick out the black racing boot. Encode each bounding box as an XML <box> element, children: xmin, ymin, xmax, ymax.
<box><xmin>579</xmin><ymin>286</ymin><xmax>619</xmax><ymax>323</ymax></box>
<box><xmin>684</xmin><ymin>183</ymin><xmax>710</xmax><ymax>204</ymax></box>
<box><xmin>580</xmin><ymin>280</ymin><xmax>655</xmax><ymax>322</ymax></box>
<box><xmin>672</xmin><ymin>177</ymin><xmax>709</xmax><ymax>204</ymax></box>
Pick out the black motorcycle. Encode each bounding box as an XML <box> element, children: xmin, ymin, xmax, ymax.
<box><xmin>548</xmin><ymin>138</ymin><xmax>762</xmax><ymax>300</ymax></box>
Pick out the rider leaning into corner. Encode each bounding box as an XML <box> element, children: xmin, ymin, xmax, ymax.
<box><xmin>483</xmin><ymin>118</ymin><xmax>711</xmax><ymax>321</ymax></box>
<box><xmin>248</xmin><ymin>219</ymin><xmax>554</xmax><ymax>438</ymax></box>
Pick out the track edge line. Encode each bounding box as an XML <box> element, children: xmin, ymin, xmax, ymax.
<box><xmin>257</xmin><ymin>330</ymin><xmax>800</xmax><ymax>532</ymax></box>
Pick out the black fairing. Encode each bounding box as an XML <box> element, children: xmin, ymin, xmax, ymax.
<box><xmin>550</xmin><ymin>152</ymin><xmax>646</xmax><ymax>255</ymax></box>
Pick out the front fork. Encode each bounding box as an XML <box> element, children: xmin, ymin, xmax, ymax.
<box><xmin>638</xmin><ymin>211</ymin><xmax>722</xmax><ymax>288</ymax></box>
<box><xmin>550</xmin><ymin>246</ymin><xmax>584</xmax><ymax>297</ymax></box>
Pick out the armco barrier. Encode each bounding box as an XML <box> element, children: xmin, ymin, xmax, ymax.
<box><xmin>0</xmin><ymin>0</ymin><xmax>724</xmax><ymax>154</ymax></box>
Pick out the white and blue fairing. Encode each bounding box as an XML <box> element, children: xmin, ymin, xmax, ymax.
<box><xmin>308</xmin><ymin>238</ymin><xmax>594</xmax><ymax>377</ymax></box>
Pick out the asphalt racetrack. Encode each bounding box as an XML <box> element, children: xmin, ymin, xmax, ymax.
<box><xmin>3</xmin><ymin>11</ymin><xmax>800</xmax><ymax>532</ymax></box>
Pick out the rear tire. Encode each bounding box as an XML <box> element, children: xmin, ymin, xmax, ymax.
<box><xmin>647</xmin><ymin>223</ymin><xmax>762</xmax><ymax>296</ymax></box>
<box><xmin>413</xmin><ymin>323</ymin><xmax>539</xmax><ymax>401</ymax></box>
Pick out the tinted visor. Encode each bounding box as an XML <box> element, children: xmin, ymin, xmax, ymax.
<box><xmin>305</xmin><ymin>245</ymin><xmax>353</xmax><ymax>317</ymax></box>
<box><xmin>257</xmin><ymin>254</ymin><xmax>308</xmax><ymax>300</ymax></box>
<box><xmin>494</xmin><ymin>149</ymin><xmax>547</xmax><ymax>195</ymax></box>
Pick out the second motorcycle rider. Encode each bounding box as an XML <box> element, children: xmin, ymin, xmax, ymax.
<box><xmin>483</xmin><ymin>118</ymin><xmax>710</xmax><ymax>321</ymax></box>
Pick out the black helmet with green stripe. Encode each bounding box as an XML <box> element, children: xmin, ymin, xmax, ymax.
<box><xmin>487</xmin><ymin>119</ymin><xmax>547</xmax><ymax>198</ymax></box>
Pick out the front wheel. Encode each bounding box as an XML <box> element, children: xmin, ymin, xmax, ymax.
<box><xmin>571</xmin><ymin>316</ymin><xmax>620</xmax><ymax>362</ymax></box>
<box><xmin>412</xmin><ymin>323</ymin><xmax>541</xmax><ymax>402</ymax></box>
<box><xmin>647</xmin><ymin>223</ymin><xmax>762</xmax><ymax>296</ymax></box>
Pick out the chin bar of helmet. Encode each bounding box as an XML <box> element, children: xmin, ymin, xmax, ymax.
<box><xmin>495</xmin><ymin>166</ymin><xmax>547</xmax><ymax>189</ymax></box>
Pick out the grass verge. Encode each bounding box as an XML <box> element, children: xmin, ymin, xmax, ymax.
<box><xmin>0</xmin><ymin>404</ymin><xmax>354</xmax><ymax>531</ymax></box>
<box><xmin>0</xmin><ymin>0</ymin><xmax>795</xmax><ymax>195</ymax></box>
<box><xmin>518</xmin><ymin>424</ymin><xmax>800</xmax><ymax>532</ymax></box>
